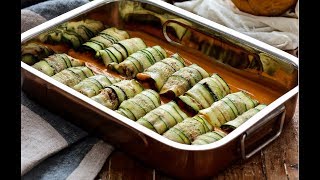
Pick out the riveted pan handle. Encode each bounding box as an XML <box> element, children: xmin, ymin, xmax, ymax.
<box><xmin>241</xmin><ymin>105</ymin><xmax>286</xmax><ymax>160</ymax></box>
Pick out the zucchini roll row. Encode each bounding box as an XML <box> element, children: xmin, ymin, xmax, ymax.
<box><xmin>163</xmin><ymin>91</ymin><xmax>259</xmax><ymax>144</ymax></box>
<box><xmin>91</xmin><ymin>79</ymin><xmax>144</xmax><ymax>110</ymax></box>
<box><xmin>163</xmin><ymin>115</ymin><xmax>213</xmax><ymax>144</ymax></box>
<box><xmin>96</xmin><ymin>38</ymin><xmax>147</xmax><ymax>66</ymax></box>
<box><xmin>221</xmin><ymin>104</ymin><xmax>267</xmax><ymax>131</ymax></box>
<box><xmin>191</xmin><ymin>129</ymin><xmax>227</xmax><ymax>145</ymax></box>
<box><xmin>32</xmin><ymin>53</ymin><xmax>84</xmax><ymax>76</ymax></box>
<box><xmin>177</xmin><ymin>73</ymin><xmax>230</xmax><ymax>113</ymax></box>
<box><xmin>199</xmin><ymin>91</ymin><xmax>259</xmax><ymax>128</ymax></box>
<box><xmin>21</xmin><ymin>43</ymin><xmax>54</xmax><ymax>65</ymax></box>
<box><xmin>52</xmin><ymin>66</ymin><xmax>94</xmax><ymax>87</ymax></box>
<box><xmin>81</xmin><ymin>27</ymin><xmax>130</xmax><ymax>53</ymax></box>
<box><xmin>109</xmin><ymin>45</ymin><xmax>167</xmax><ymax>78</ymax></box>
<box><xmin>160</xmin><ymin>64</ymin><xmax>210</xmax><ymax>98</ymax></box>
<box><xmin>116</xmin><ymin>89</ymin><xmax>161</xmax><ymax>121</ymax></box>
<box><xmin>136</xmin><ymin>53</ymin><xmax>186</xmax><ymax>91</ymax></box>
<box><xmin>136</xmin><ymin>101</ymin><xmax>189</xmax><ymax>134</ymax></box>
<box><xmin>73</xmin><ymin>74</ymin><xmax>120</xmax><ymax>97</ymax></box>
<box><xmin>192</xmin><ymin>104</ymin><xmax>266</xmax><ymax>145</ymax></box>
<box><xmin>39</xmin><ymin>19</ymin><xmax>104</xmax><ymax>49</ymax></box>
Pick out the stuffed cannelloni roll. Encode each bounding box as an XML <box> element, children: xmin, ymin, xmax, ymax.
<box><xmin>116</xmin><ymin>89</ymin><xmax>161</xmax><ymax>121</ymax></box>
<box><xmin>73</xmin><ymin>74</ymin><xmax>120</xmax><ymax>97</ymax></box>
<box><xmin>81</xmin><ymin>27</ymin><xmax>130</xmax><ymax>52</ymax></box>
<box><xmin>177</xmin><ymin>73</ymin><xmax>230</xmax><ymax>113</ymax></box>
<box><xmin>198</xmin><ymin>91</ymin><xmax>259</xmax><ymax>128</ymax></box>
<box><xmin>137</xmin><ymin>101</ymin><xmax>188</xmax><ymax>135</ymax></box>
<box><xmin>91</xmin><ymin>79</ymin><xmax>144</xmax><ymax>110</ymax></box>
<box><xmin>220</xmin><ymin>104</ymin><xmax>267</xmax><ymax>131</ymax></box>
<box><xmin>109</xmin><ymin>45</ymin><xmax>167</xmax><ymax>78</ymax></box>
<box><xmin>160</xmin><ymin>64</ymin><xmax>210</xmax><ymax>98</ymax></box>
<box><xmin>52</xmin><ymin>66</ymin><xmax>94</xmax><ymax>87</ymax></box>
<box><xmin>32</xmin><ymin>53</ymin><xmax>84</xmax><ymax>76</ymax></box>
<box><xmin>163</xmin><ymin>115</ymin><xmax>213</xmax><ymax>144</ymax></box>
<box><xmin>39</xmin><ymin>19</ymin><xmax>104</xmax><ymax>49</ymax></box>
<box><xmin>136</xmin><ymin>53</ymin><xmax>186</xmax><ymax>91</ymax></box>
<box><xmin>191</xmin><ymin>129</ymin><xmax>227</xmax><ymax>145</ymax></box>
<box><xmin>21</xmin><ymin>43</ymin><xmax>54</xmax><ymax>65</ymax></box>
<box><xmin>96</xmin><ymin>38</ymin><xmax>147</xmax><ymax>66</ymax></box>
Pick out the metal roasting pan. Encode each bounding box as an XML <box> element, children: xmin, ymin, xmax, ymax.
<box><xmin>21</xmin><ymin>0</ymin><xmax>298</xmax><ymax>178</ymax></box>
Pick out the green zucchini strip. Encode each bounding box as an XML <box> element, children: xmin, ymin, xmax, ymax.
<box><xmin>39</xmin><ymin>19</ymin><xmax>104</xmax><ymax>49</ymax></box>
<box><xmin>91</xmin><ymin>79</ymin><xmax>144</xmax><ymax>110</ymax></box>
<box><xmin>221</xmin><ymin>104</ymin><xmax>267</xmax><ymax>131</ymax></box>
<box><xmin>73</xmin><ymin>74</ymin><xmax>120</xmax><ymax>97</ymax></box>
<box><xmin>191</xmin><ymin>129</ymin><xmax>228</xmax><ymax>145</ymax></box>
<box><xmin>160</xmin><ymin>64</ymin><xmax>210</xmax><ymax>98</ymax></box>
<box><xmin>21</xmin><ymin>43</ymin><xmax>54</xmax><ymax>65</ymax></box>
<box><xmin>96</xmin><ymin>37</ymin><xmax>147</xmax><ymax>66</ymax></box>
<box><xmin>32</xmin><ymin>53</ymin><xmax>84</xmax><ymax>76</ymax></box>
<box><xmin>137</xmin><ymin>101</ymin><xmax>189</xmax><ymax>134</ymax></box>
<box><xmin>177</xmin><ymin>73</ymin><xmax>230</xmax><ymax>113</ymax></box>
<box><xmin>199</xmin><ymin>91</ymin><xmax>259</xmax><ymax>128</ymax></box>
<box><xmin>52</xmin><ymin>66</ymin><xmax>94</xmax><ymax>87</ymax></box>
<box><xmin>109</xmin><ymin>45</ymin><xmax>167</xmax><ymax>78</ymax></box>
<box><xmin>136</xmin><ymin>53</ymin><xmax>186</xmax><ymax>91</ymax></box>
<box><xmin>115</xmin><ymin>89</ymin><xmax>161</xmax><ymax>121</ymax></box>
<box><xmin>163</xmin><ymin>114</ymin><xmax>213</xmax><ymax>144</ymax></box>
<box><xmin>82</xmin><ymin>27</ymin><xmax>130</xmax><ymax>53</ymax></box>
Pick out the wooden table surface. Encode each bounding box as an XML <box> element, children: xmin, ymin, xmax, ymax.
<box><xmin>96</xmin><ymin>101</ymin><xmax>299</xmax><ymax>180</ymax></box>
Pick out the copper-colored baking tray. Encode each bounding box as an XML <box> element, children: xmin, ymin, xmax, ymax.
<box><xmin>21</xmin><ymin>0</ymin><xmax>298</xmax><ymax>178</ymax></box>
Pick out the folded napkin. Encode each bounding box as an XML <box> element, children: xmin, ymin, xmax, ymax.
<box><xmin>21</xmin><ymin>0</ymin><xmax>114</xmax><ymax>179</ymax></box>
<box><xmin>174</xmin><ymin>0</ymin><xmax>299</xmax><ymax>50</ymax></box>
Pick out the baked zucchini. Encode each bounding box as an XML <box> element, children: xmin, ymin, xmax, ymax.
<box><xmin>116</xmin><ymin>89</ymin><xmax>161</xmax><ymax>120</ymax></box>
<box><xmin>136</xmin><ymin>53</ymin><xmax>186</xmax><ymax>91</ymax></box>
<box><xmin>32</xmin><ymin>53</ymin><xmax>84</xmax><ymax>76</ymax></box>
<box><xmin>199</xmin><ymin>91</ymin><xmax>259</xmax><ymax>128</ymax></box>
<box><xmin>191</xmin><ymin>129</ymin><xmax>228</xmax><ymax>145</ymax></box>
<box><xmin>73</xmin><ymin>74</ymin><xmax>120</xmax><ymax>97</ymax></box>
<box><xmin>96</xmin><ymin>37</ymin><xmax>146</xmax><ymax>66</ymax></box>
<box><xmin>109</xmin><ymin>45</ymin><xmax>167</xmax><ymax>78</ymax></box>
<box><xmin>39</xmin><ymin>19</ymin><xmax>104</xmax><ymax>49</ymax></box>
<box><xmin>177</xmin><ymin>73</ymin><xmax>230</xmax><ymax>113</ymax></box>
<box><xmin>221</xmin><ymin>104</ymin><xmax>267</xmax><ymax>131</ymax></box>
<box><xmin>160</xmin><ymin>64</ymin><xmax>210</xmax><ymax>98</ymax></box>
<box><xmin>163</xmin><ymin>114</ymin><xmax>212</xmax><ymax>144</ymax></box>
<box><xmin>91</xmin><ymin>79</ymin><xmax>144</xmax><ymax>110</ymax></box>
<box><xmin>82</xmin><ymin>27</ymin><xmax>130</xmax><ymax>53</ymax></box>
<box><xmin>52</xmin><ymin>66</ymin><xmax>94</xmax><ymax>87</ymax></box>
<box><xmin>21</xmin><ymin>43</ymin><xmax>54</xmax><ymax>65</ymax></box>
<box><xmin>136</xmin><ymin>101</ymin><xmax>188</xmax><ymax>134</ymax></box>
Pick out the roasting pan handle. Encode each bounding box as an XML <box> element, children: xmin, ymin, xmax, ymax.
<box><xmin>241</xmin><ymin>105</ymin><xmax>286</xmax><ymax>160</ymax></box>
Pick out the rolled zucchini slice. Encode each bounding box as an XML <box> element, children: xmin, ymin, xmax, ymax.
<box><xmin>116</xmin><ymin>89</ymin><xmax>161</xmax><ymax>121</ymax></box>
<box><xmin>73</xmin><ymin>74</ymin><xmax>120</xmax><ymax>97</ymax></box>
<box><xmin>199</xmin><ymin>91</ymin><xmax>259</xmax><ymax>128</ymax></box>
<box><xmin>32</xmin><ymin>53</ymin><xmax>84</xmax><ymax>76</ymax></box>
<box><xmin>39</xmin><ymin>19</ymin><xmax>104</xmax><ymax>49</ymax></box>
<box><xmin>136</xmin><ymin>53</ymin><xmax>186</xmax><ymax>91</ymax></box>
<box><xmin>21</xmin><ymin>43</ymin><xmax>54</xmax><ymax>65</ymax></box>
<box><xmin>109</xmin><ymin>45</ymin><xmax>167</xmax><ymax>78</ymax></box>
<box><xmin>96</xmin><ymin>37</ymin><xmax>146</xmax><ymax>65</ymax></box>
<box><xmin>136</xmin><ymin>101</ymin><xmax>189</xmax><ymax>134</ymax></box>
<box><xmin>221</xmin><ymin>104</ymin><xmax>267</xmax><ymax>131</ymax></box>
<box><xmin>177</xmin><ymin>73</ymin><xmax>230</xmax><ymax>113</ymax></box>
<box><xmin>91</xmin><ymin>79</ymin><xmax>144</xmax><ymax>110</ymax></box>
<box><xmin>52</xmin><ymin>66</ymin><xmax>94</xmax><ymax>87</ymax></box>
<box><xmin>82</xmin><ymin>27</ymin><xmax>130</xmax><ymax>53</ymax></box>
<box><xmin>160</xmin><ymin>64</ymin><xmax>210</xmax><ymax>98</ymax></box>
<box><xmin>163</xmin><ymin>114</ymin><xmax>213</xmax><ymax>144</ymax></box>
<box><xmin>191</xmin><ymin>129</ymin><xmax>228</xmax><ymax>145</ymax></box>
